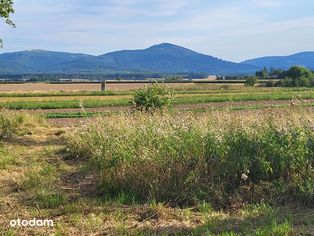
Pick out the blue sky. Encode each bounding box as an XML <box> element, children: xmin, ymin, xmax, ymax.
<box><xmin>0</xmin><ymin>0</ymin><xmax>314</xmax><ymax>61</ymax></box>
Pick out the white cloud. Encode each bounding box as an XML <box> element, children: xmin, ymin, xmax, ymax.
<box><xmin>1</xmin><ymin>0</ymin><xmax>314</xmax><ymax>61</ymax></box>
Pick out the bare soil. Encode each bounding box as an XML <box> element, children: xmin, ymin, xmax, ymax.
<box><xmin>0</xmin><ymin>83</ymin><xmax>101</xmax><ymax>92</ymax></box>
<box><xmin>0</xmin><ymin>82</ymin><xmax>243</xmax><ymax>92</ymax></box>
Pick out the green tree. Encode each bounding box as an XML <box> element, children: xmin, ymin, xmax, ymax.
<box><xmin>256</xmin><ymin>67</ymin><xmax>269</xmax><ymax>79</ymax></box>
<box><xmin>245</xmin><ymin>76</ymin><xmax>258</xmax><ymax>87</ymax></box>
<box><xmin>269</xmin><ymin>68</ymin><xmax>283</xmax><ymax>78</ymax></box>
<box><xmin>0</xmin><ymin>0</ymin><xmax>15</xmax><ymax>47</ymax></box>
<box><xmin>286</xmin><ymin>66</ymin><xmax>312</xmax><ymax>80</ymax></box>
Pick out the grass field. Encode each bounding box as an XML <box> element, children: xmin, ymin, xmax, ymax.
<box><xmin>1</xmin><ymin>88</ymin><xmax>314</xmax><ymax>111</ymax></box>
<box><xmin>0</xmin><ymin>85</ymin><xmax>313</xmax><ymax>235</ymax></box>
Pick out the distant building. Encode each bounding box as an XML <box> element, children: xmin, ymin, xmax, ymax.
<box><xmin>207</xmin><ymin>75</ymin><xmax>217</xmax><ymax>80</ymax></box>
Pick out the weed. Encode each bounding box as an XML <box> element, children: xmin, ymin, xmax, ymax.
<box><xmin>67</xmin><ymin>109</ymin><xmax>314</xmax><ymax>207</ymax></box>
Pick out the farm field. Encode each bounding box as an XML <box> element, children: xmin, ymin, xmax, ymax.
<box><xmin>1</xmin><ymin>85</ymin><xmax>314</xmax><ymax>113</ymax></box>
<box><xmin>0</xmin><ymin>82</ymin><xmax>244</xmax><ymax>92</ymax></box>
<box><xmin>0</xmin><ymin>84</ymin><xmax>314</xmax><ymax>235</ymax></box>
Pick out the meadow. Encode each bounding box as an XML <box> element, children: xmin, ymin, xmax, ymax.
<box><xmin>1</xmin><ymin>87</ymin><xmax>314</xmax><ymax>112</ymax></box>
<box><xmin>0</xmin><ymin>83</ymin><xmax>314</xmax><ymax>235</ymax></box>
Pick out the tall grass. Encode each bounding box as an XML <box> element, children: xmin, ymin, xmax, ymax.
<box><xmin>66</xmin><ymin>109</ymin><xmax>314</xmax><ymax>207</ymax></box>
<box><xmin>0</xmin><ymin>109</ymin><xmax>46</xmax><ymax>139</ymax></box>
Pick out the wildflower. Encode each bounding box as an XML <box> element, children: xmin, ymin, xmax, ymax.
<box><xmin>241</xmin><ymin>173</ymin><xmax>248</xmax><ymax>181</ymax></box>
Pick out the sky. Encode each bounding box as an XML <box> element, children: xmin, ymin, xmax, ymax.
<box><xmin>0</xmin><ymin>0</ymin><xmax>314</xmax><ymax>62</ymax></box>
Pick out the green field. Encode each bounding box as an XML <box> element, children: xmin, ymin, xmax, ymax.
<box><xmin>1</xmin><ymin>88</ymin><xmax>314</xmax><ymax>110</ymax></box>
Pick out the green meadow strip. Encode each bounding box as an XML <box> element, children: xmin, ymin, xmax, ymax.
<box><xmin>1</xmin><ymin>90</ymin><xmax>314</xmax><ymax>110</ymax></box>
<box><xmin>0</xmin><ymin>91</ymin><xmax>127</xmax><ymax>97</ymax></box>
<box><xmin>45</xmin><ymin>111</ymin><xmax>119</xmax><ymax>119</ymax></box>
<box><xmin>0</xmin><ymin>99</ymin><xmax>130</xmax><ymax>110</ymax></box>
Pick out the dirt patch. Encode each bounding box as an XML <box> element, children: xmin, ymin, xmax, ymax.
<box><xmin>0</xmin><ymin>83</ymin><xmax>101</xmax><ymax>92</ymax></box>
<box><xmin>0</xmin><ymin>82</ymin><xmax>244</xmax><ymax>92</ymax></box>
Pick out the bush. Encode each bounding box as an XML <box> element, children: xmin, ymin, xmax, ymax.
<box><xmin>66</xmin><ymin>110</ymin><xmax>314</xmax><ymax>207</ymax></box>
<box><xmin>245</xmin><ymin>77</ymin><xmax>258</xmax><ymax>87</ymax></box>
<box><xmin>132</xmin><ymin>83</ymin><xmax>175</xmax><ymax>112</ymax></box>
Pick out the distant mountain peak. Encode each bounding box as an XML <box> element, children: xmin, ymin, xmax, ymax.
<box><xmin>27</xmin><ymin>49</ymin><xmax>46</xmax><ymax>53</ymax></box>
<box><xmin>149</xmin><ymin>43</ymin><xmax>180</xmax><ymax>48</ymax></box>
<box><xmin>0</xmin><ymin>43</ymin><xmax>259</xmax><ymax>74</ymax></box>
<box><xmin>148</xmin><ymin>43</ymin><xmax>190</xmax><ymax>51</ymax></box>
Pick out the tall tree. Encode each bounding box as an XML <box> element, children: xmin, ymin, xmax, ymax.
<box><xmin>0</xmin><ymin>0</ymin><xmax>15</xmax><ymax>47</ymax></box>
<box><xmin>255</xmin><ymin>67</ymin><xmax>269</xmax><ymax>79</ymax></box>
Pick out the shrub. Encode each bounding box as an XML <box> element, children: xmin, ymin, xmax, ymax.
<box><xmin>245</xmin><ymin>77</ymin><xmax>258</xmax><ymax>87</ymax></box>
<box><xmin>66</xmin><ymin>110</ymin><xmax>314</xmax><ymax>207</ymax></box>
<box><xmin>132</xmin><ymin>83</ymin><xmax>175</xmax><ymax>112</ymax></box>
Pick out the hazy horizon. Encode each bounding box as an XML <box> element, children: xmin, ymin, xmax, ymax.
<box><xmin>0</xmin><ymin>0</ymin><xmax>314</xmax><ymax>62</ymax></box>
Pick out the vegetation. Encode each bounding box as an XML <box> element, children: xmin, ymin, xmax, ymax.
<box><xmin>67</xmin><ymin>109</ymin><xmax>314</xmax><ymax>207</ymax></box>
<box><xmin>4</xmin><ymin>88</ymin><xmax>314</xmax><ymax>110</ymax></box>
<box><xmin>1</xmin><ymin>85</ymin><xmax>314</xmax><ymax>235</ymax></box>
<box><xmin>0</xmin><ymin>72</ymin><xmax>208</xmax><ymax>81</ymax></box>
<box><xmin>280</xmin><ymin>66</ymin><xmax>314</xmax><ymax>87</ymax></box>
<box><xmin>255</xmin><ymin>67</ymin><xmax>269</xmax><ymax>79</ymax></box>
<box><xmin>245</xmin><ymin>76</ymin><xmax>258</xmax><ymax>86</ymax></box>
<box><xmin>0</xmin><ymin>109</ymin><xmax>44</xmax><ymax>139</ymax></box>
<box><xmin>0</xmin><ymin>0</ymin><xmax>15</xmax><ymax>47</ymax></box>
<box><xmin>256</xmin><ymin>66</ymin><xmax>314</xmax><ymax>87</ymax></box>
<box><xmin>132</xmin><ymin>83</ymin><xmax>175</xmax><ymax>112</ymax></box>
<box><xmin>1</xmin><ymin>86</ymin><xmax>314</xmax><ymax>98</ymax></box>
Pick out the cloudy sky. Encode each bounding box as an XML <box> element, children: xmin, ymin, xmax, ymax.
<box><xmin>0</xmin><ymin>0</ymin><xmax>314</xmax><ymax>61</ymax></box>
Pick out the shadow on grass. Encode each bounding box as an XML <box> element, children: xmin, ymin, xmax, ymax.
<box><xmin>136</xmin><ymin>205</ymin><xmax>293</xmax><ymax>236</ymax></box>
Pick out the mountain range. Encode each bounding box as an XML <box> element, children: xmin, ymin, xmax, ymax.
<box><xmin>0</xmin><ymin>43</ymin><xmax>313</xmax><ymax>75</ymax></box>
<box><xmin>241</xmin><ymin>52</ymin><xmax>314</xmax><ymax>70</ymax></box>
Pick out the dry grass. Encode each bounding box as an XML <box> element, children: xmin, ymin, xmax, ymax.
<box><xmin>0</xmin><ymin>106</ymin><xmax>313</xmax><ymax>235</ymax></box>
<box><xmin>0</xmin><ymin>83</ymin><xmax>101</xmax><ymax>92</ymax></box>
<box><xmin>0</xmin><ymin>114</ymin><xmax>312</xmax><ymax>235</ymax></box>
<box><xmin>66</xmin><ymin>107</ymin><xmax>314</xmax><ymax>208</ymax></box>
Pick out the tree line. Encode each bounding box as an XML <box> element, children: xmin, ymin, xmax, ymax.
<box><xmin>246</xmin><ymin>66</ymin><xmax>314</xmax><ymax>87</ymax></box>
